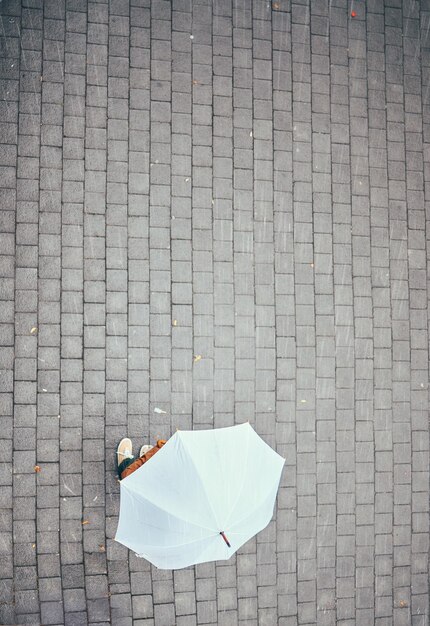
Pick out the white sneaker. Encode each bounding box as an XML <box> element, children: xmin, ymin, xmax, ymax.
<box><xmin>116</xmin><ymin>438</ymin><xmax>134</xmax><ymax>465</ymax></box>
<box><xmin>139</xmin><ymin>444</ymin><xmax>153</xmax><ymax>457</ymax></box>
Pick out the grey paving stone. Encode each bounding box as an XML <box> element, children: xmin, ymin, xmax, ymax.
<box><xmin>153</xmin><ymin>602</ymin><xmax>175</xmax><ymax>625</ymax></box>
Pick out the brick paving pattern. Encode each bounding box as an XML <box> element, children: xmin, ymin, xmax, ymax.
<box><xmin>0</xmin><ymin>0</ymin><xmax>429</xmax><ymax>624</ymax></box>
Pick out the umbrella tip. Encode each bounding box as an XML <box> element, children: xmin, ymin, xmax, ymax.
<box><xmin>220</xmin><ymin>531</ymin><xmax>231</xmax><ymax>548</ymax></box>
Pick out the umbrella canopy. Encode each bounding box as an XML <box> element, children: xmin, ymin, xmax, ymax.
<box><xmin>114</xmin><ymin>422</ymin><xmax>285</xmax><ymax>569</ymax></box>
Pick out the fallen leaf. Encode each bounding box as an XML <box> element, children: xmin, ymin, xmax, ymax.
<box><xmin>30</xmin><ymin>327</ymin><xmax>38</xmax><ymax>334</ymax></box>
<box><xmin>399</xmin><ymin>600</ymin><xmax>408</xmax><ymax>608</ymax></box>
<box><xmin>351</xmin><ymin>10</ymin><xmax>357</xmax><ymax>17</ymax></box>
<box><xmin>99</xmin><ymin>544</ymin><xmax>106</xmax><ymax>552</ymax></box>
<box><xmin>173</xmin><ymin>319</ymin><xmax>178</xmax><ymax>326</ymax></box>
<box><xmin>192</xmin><ymin>79</ymin><xmax>199</xmax><ymax>85</ymax></box>
<box><xmin>34</xmin><ymin>465</ymin><xmax>41</xmax><ymax>473</ymax></box>
<box><xmin>273</xmin><ymin>2</ymin><xmax>280</xmax><ymax>8</ymax></box>
<box><xmin>193</xmin><ymin>355</ymin><xmax>202</xmax><ymax>363</ymax></box>
<box><xmin>82</xmin><ymin>520</ymin><xmax>90</xmax><ymax>525</ymax></box>
<box><xmin>300</xmin><ymin>399</ymin><xmax>307</xmax><ymax>404</ymax></box>
<box><xmin>32</xmin><ymin>543</ymin><xmax>36</xmax><ymax>548</ymax></box>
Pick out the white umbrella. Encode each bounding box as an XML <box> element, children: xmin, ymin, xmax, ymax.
<box><xmin>114</xmin><ymin>422</ymin><xmax>285</xmax><ymax>569</ymax></box>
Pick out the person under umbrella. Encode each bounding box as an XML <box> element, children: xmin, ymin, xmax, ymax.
<box><xmin>114</xmin><ymin>423</ymin><xmax>285</xmax><ymax>570</ymax></box>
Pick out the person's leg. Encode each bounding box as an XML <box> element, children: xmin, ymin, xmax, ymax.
<box><xmin>119</xmin><ymin>445</ymin><xmax>155</xmax><ymax>479</ymax></box>
<box><xmin>120</xmin><ymin>440</ymin><xmax>167</xmax><ymax>480</ymax></box>
<box><xmin>117</xmin><ymin>456</ymin><xmax>135</xmax><ymax>479</ymax></box>
<box><xmin>116</xmin><ymin>438</ymin><xmax>134</xmax><ymax>480</ymax></box>
<box><xmin>120</xmin><ymin>455</ymin><xmax>147</xmax><ymax>479</ymax></box>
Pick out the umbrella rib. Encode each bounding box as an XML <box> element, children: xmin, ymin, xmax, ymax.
<box><xmin>224</xmin><ymin>483</ymin><xmax>280</xmax><ymax>534</ymax></box>
<box><xmin>178</xmin><ymin>433</ymin><xmax>222</xmax><ymax>529</ymax></box>
<box><xmin>121</xmin><ymin>482</ymin><xmax>217</xmax><ymax>534</ymax></box>
<box><xmin>222</xmin><ymin>423</ymin><xmax>251</xmax><ymax>530</ymax></box>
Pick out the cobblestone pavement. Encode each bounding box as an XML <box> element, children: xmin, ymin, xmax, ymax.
<box><xmin>0</xmin><ymin>0</ymin><xmax>429</xmax><ymax>624</ymax></box>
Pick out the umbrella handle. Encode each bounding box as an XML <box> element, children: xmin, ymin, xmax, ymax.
<box><xmin>220</xmin><ymin>531</ymin><xmax>231</xmax><ymax>547</ymax></box>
